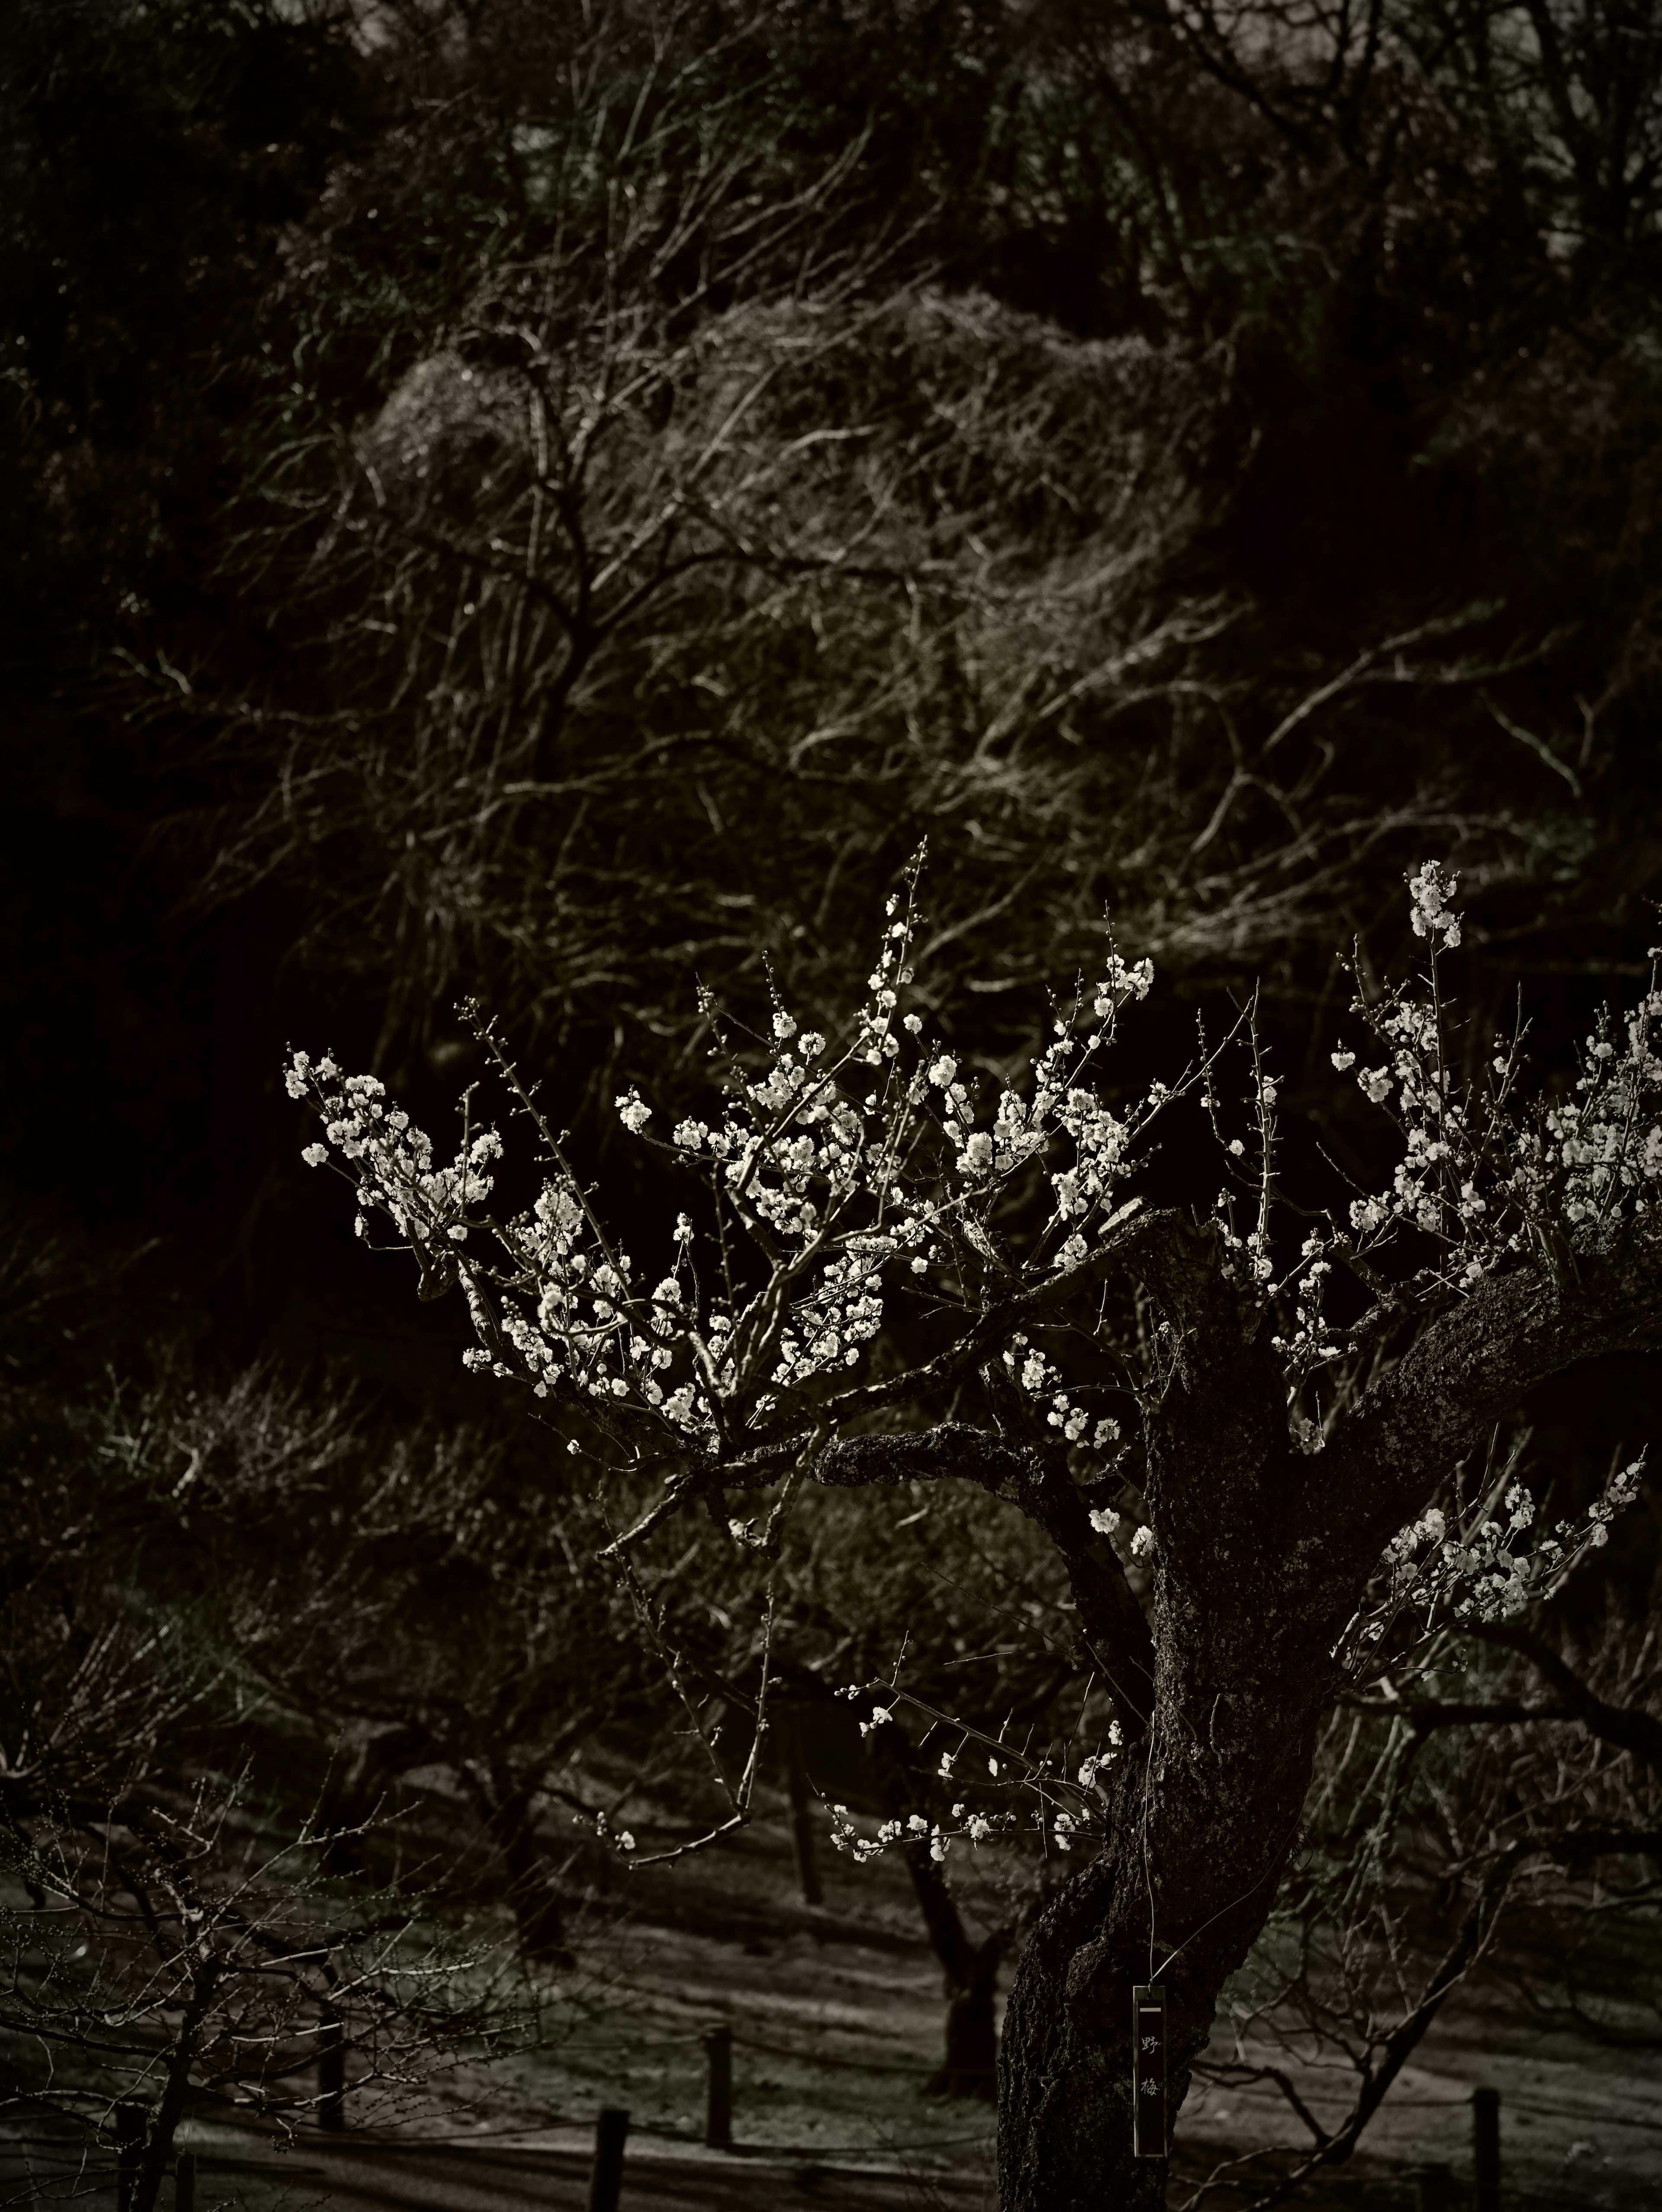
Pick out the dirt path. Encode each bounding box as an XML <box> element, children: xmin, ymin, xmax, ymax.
<box><xmin>7</xmin><ymin>1803</ymin><xmax>1659</xmax><ymax>2209</ymax></box>
<box><xmin>4</xmin><ymin>2122</ymin><xmax>996</xmax><ymax>2211</ymax></box>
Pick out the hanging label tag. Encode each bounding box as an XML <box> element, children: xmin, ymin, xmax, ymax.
<box><xmin>1131</xmin><ymin>1983</ymin><xmax>1167</xmax><ymax>2158</ymax></box>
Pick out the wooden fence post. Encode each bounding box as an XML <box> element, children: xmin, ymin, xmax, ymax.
<box><xmin>175</xmin><ymin>2150</ymin><xmax>197</xmax><ymax>2211</ymax></box>
<box><xmin>703</xmin><ymin>2023</ymin><xmax>733</xmax><ymax>2150</ymax></box>
<box><xmin>1473</xmin><ymin>2086</ymin><xmax>1501</xmax><ymax>2212</ymax></box>
<box><xmin>586</xmin><ymin>2106</ymin><xmax>629</xmax><ymax>2212</ymax></box>
<box><xmin>114</xmin><ymin>2100</ymin><xmax>145</xmax><ymax>2212</ymax></box>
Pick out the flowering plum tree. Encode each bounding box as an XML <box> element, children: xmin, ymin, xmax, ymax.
<box><xmin>287</xmin><ymin>859</ymin><xmax>1662</xmax><ymax>2209</ymax></box>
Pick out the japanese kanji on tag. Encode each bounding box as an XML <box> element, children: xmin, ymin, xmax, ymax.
<box><xmin>1131</xmin><ymin>1983</ymin><xmax>1166</xmax><ymax>2159</ymax></box>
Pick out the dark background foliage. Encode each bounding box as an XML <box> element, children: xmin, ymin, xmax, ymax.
<box><xmin>3</xmin><ymin>10</ymin><xmax>1662</xmax><ymax>2179</ymax></box>
<box><xmin>0</xmin><ymin>0</ymin><xmax>1654</xmax><ymax>1614</ymax></box>
<box><xmin>3</xmin><ymin>0</ymin><xmax>1658</xmax><ymax>1688</ymax></box>
<box><xmin>6</xmin><ymin>0</ymin><xmax>1660</xmax><ymax>1359</ymax></box>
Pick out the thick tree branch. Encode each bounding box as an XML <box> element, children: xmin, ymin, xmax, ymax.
<box><xmin>1321</xmin><ymin>1228</ymin><xmax>1662</xmax><ymax>1558</ymax></box>
<box><xmin>1391</xmin><ymin>1698</ymin><xmax>1574</xmax><ymax>1732</ymax></box>
<box><xmin>817</xmin><ymin>1421</ymin><xmax>1030</xmax><ymax>1498</ymax></box>
<box><xmin>818</xmin><ymin>1424</ymin><xmax>1156</xmax><ymax>1733</ymax></box>
<box><xmin>1465</xmin><ymin>1622</ymin><xmax>1662</xmax><ymax>1777</ymax></box>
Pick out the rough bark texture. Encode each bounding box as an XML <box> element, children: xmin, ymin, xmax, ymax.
<box><xmin>994</xmin><ymin>1214</ymin><xmax>1339</xmax><ymax>2209</ymax></box>
<box><xmin>822</xmin><ymin>1214</ymin><xmax>1662</xmax><ymax>2210</ymax></box>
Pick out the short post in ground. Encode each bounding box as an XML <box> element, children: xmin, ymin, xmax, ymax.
<box><xmin>1473</xmin><ymin>2085</ymin><xmax>1501</xmax><ymax>2212</ymax></box>
<box><xmin>175</xmin><ymin>2150</ymin><xmax>196</xmax><ymax>2212</ymax></box>
<box><xmin>703</xmin><ymin>2022</ymin><xmax>733</xmax><ymax>2150</ymax></box>
<box><xmin>586</xmin><ymin>2106</ymin><xmax>629</xmax><ymax>2212</ymax></box>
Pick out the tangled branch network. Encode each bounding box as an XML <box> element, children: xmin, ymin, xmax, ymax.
<box><xmin>288</xmin><ymin>857</ymin><xmax>1659</xmax><ymax>1857</ymax></box>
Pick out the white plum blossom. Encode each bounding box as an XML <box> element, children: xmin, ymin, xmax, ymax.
<box><xmin>1339</xmin><ymin>881</ymin><xmax>1662</xmax><ymax>1284</ymax></box>
<box><xmin>287</xmin><ymin>863</ymin><xmax>1659</xmax><ymax>1878</ymax></box>
<box><xmin>1346</xmin><ymin>1461</ymin><xmax>1646</xmax><ymax>1659</ymax></box>
<box><xmin>1408</xmin><ymin>859</ymin><xmax>1462</xmax><ymax>949</ymax></box>
<box><xmin>1093</xmin><ymin>953</ymin><xmax>1154</xmax><ymax>1012</ymax></box>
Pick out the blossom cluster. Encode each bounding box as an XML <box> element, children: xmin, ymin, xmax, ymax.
<box><xmin>286</xmin><ymin>1054</ymin><xmax>502</xmax><ymax>1256</ymax></box>
<box><xmin>286</xmin><ymin>886</ymin><xmax>1182</xmax><ymax>1469</ymax></box>
<box><xmin>1343</xmin><ymin>1457</ymin><xmax>1647</xmax><ymax>1661</ymax></box>
<box><xmin>826</xmin><ymin>1708</ymin><xmax>1123</xmax><ymax>1868</ymax></box>
<box><xmin>1241</xmin><ymin>877</ymin><xmax>1662</xmax><ymax>1407</ymax></box>
<box><xmin>1327</xmin><ymin>886</ymin><xmax>1662</xmax><ymax>1298</ymax></box>
<box><xmin>827</xmin><ymin>1794</ymin><xmax>1092</xmax><ymax>1865</ymax></box>
<box><xmin>828</xmin><ymin>1761</ymin><xmax>1120</xmax><ymax>1867</ymax></box>
<box><xmin>286</xmin><ymin>864</ymin><xmax>1659</xmax><ymax>1874</ymax></box>
<box><xmin>828</xmin><ymin>1803</ymin><xmax>969</xmax><ymax>1865</ymax></box>
<box><xmin>1407</xmin><ymin>858</ymin><xmax>1462</xmax><ymax>950</ymax></box>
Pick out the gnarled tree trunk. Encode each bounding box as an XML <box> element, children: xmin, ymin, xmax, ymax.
<box><xmin>995</xmin><ymin>1528</ymin><xmax>1338</xmax><ymax>2206</ymax></box>
<box><xmin>484</xmin><ymin>1770</ymin><xmax>571</xmax><ymax>1965</ymax></box>
<box><xmin>996</xmin><ymin>1214</ymin><xmax>1341</xmax><ymax>2207</ymax></box>
<box><xmin>823</xmin><ymin>1215</ymin><xmax>1662</xmax><ymax>2209</ymax></box>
